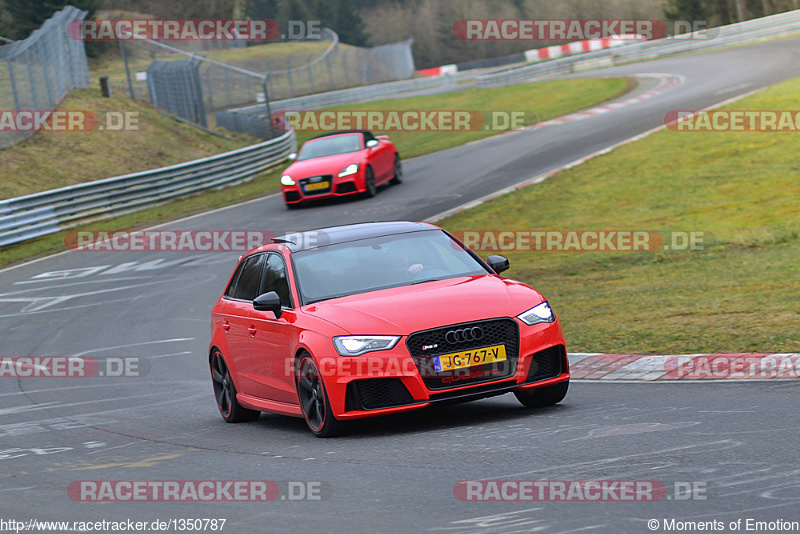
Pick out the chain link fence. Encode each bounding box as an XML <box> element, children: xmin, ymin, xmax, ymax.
<box><xmin>0</xmin><ymin>6</ymin><xmax>91</xmax><ymax>149</ymax></box>
<box><xmin>114</xmin><ymin>29</ymin><xmax>415</xmax><ymax>136</ymax></box>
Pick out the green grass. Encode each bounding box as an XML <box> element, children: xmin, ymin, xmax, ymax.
<box><xmin>439</xmin><ymin>76</ymin><xmax>800</xmax><ymax>354</ymax></box>
<box><xmin>0</xmin><ymin>88</ymin><xmax>256</xmax><ymax>199</ymax></box>
<box><xmin>0</xmin><ymin>77</ymin><xmax>630</xmax><ymax>268</ymax></box>
<box><xmin>294</xmin><ymin>77</ymin><xmax>632</xmax><ymax>158</ymax></box>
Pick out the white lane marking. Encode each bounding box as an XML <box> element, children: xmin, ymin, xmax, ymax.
<box><xmin>0</xmin><ymin>394</ymin><xmax>161</xmax><ymax>418</ymax></box>
<box><xmin>147</xmin><ymin>351</ymin><xmax>194</xmax><ymax>359</ymax></box>
<box><xmin>71</xmin><ymin>338</ymin><xmax>195</xmax><ymax>357</ymax></box>
<box><xmin>496</xmin><ymin>440</ymin><xmax>738</xmax><ymax>478</ymax></box>
<box><xmin>0</xmin><ymin>383</ymin><xmax>145</xmax><ymax>398</ymax></box>
<box><xmin>0</xmin><ymin>403</ymin><xmax>59</xmax><ymax>416</ymax></box>
<box><xmin>0</xmin><ymin>280</ymin><xmax>165</xmax><ymax>313</ymax></box>
<box><xmin>714</xmin><ymin>82</ymin><xmax>753</xmax><ymax>95</ymax></box>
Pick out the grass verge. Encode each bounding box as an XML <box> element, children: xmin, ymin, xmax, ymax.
<box><xmin>438</xmin><ymin>76</ymin><xmax>800</xmax><ymax>354</ymax></box>
<box><xmin>295</xmin><ymin>77</ymin><xmax>632</xmax><ymax>158</ymax></box>
<box><xmin>0</xmin><ymin>89</ymin><xmax>256</xmax><ymax>199</ymax></box>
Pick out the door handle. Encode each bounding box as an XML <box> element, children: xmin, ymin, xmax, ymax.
<box><xmin>248</xmin><ymin>326</ymin><xmax>257</xmax><ymax>335</ymax></box>
<box><xmin>222</xmin><ymin>320</ymin><xmax>231</xmax><ymax>331</ymax></box>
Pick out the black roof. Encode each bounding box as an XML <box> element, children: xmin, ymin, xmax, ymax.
<box><xmin>277</xmin><ymin>221</ymin><xmax>435</xmax><ymax>252</ymax></box>
<box><xmin>308</xmin><ymin>130</ymin><xmax>373</xmax><ymax>141</ymax></box>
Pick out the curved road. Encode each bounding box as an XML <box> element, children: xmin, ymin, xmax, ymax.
<box><xmin>2</xmin><ymin>38</ymin><xmax>800</xmax><ymax>533</ymax></box>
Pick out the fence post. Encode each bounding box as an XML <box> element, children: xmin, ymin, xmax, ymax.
<box><xmin>286</xmin><ymin>56</ymin><xmax>295</xmax><ymax>97</ymax></box>
<box><xmin>326</xmin><ymin>51</ymin><xmax>335</xmax><ymax>88</ymax></box>
<box><xmin>6</xmin><ymin>60</ymin><xmax>21</xmax><ymax>109</ymax></box>
<box><xmin>23</xmin><ymin>53</ymin><xmax>40</xmax><ymax>109</ymax></box>
<box><xmin>120</xmin><ymin>40</ymin><xmax>136</xmax><ymax>99</ymax></box>
<box><xmin>307</xmin><ymin>54</ymin><xmax>316</xmax><ymax>93</ymax></box>
<box><xmin>264</xmin><ymin>76</ymin><xmax>274</xmax><ymax>139</ymax></box>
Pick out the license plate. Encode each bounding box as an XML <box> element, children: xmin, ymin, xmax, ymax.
<box><xmin>304</xmin><ymin>181</ymin><xmax>329</xmax><ymax>191</ymax></box>
<box><xmin>433</xmin><ymin>344</ymin><xmax>507</xmax><ymax>372</ymax></box>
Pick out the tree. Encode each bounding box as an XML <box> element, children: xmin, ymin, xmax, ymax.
<box><xmin>664</xmin><ymin>0</ymin><xmax>710</xmax><ymax>20</ymax></box>
<box><xmin>2</xmin><ymin>0</ymin><xmax>98</xmax><ymax>40</ymax></box>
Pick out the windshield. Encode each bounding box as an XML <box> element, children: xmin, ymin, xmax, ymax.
<box><xmin>297</xmin><ymin>134</ymin><xmax>363</xmax><ymax>161</ymax></box>
<box><xmin>292</xmin><ymin>230</ymin><xmax>490</xmax><ymax>304</ymax></box>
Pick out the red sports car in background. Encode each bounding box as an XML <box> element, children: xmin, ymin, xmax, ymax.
<box><xmin>280</xmin><ymin>130</ymin><xmax>402</xmax><ymax>208</ymax></box>
<box><xmin>208</xmin><ymin>221</ymin><xmax>569</xmax><ymax>437</ymax></box>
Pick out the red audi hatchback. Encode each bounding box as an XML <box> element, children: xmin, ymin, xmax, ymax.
<box><xmin>209</xmin><ymin>222</ymin><xmax>569</xmax><ymax>436</ymax></box>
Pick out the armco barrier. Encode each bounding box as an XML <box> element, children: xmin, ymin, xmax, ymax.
<box><xmin>216</xmin><ymin>74</ymin><xmax>458</xmax><ymax>138</ymax></box>
<box><xmin>0</xmin><ymin>129</ymin><xmax>297</xmax><ymax>247</ymax></box>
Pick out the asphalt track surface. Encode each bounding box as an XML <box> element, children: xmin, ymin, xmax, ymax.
<box><xmin>2</xmin><ymin>38</ymin><xmax>800</xmax><ymax>533</ymax></box>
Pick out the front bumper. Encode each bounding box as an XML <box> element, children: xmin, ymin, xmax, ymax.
<box><xmin>320</xmin><ymin>319</ymin><xmax>568</xmax><ymax>420</ymax></box>
<box><xmin>282</xmin><ymin>170</ymin><xmax>365</xmax><ymax>204</ymax></box>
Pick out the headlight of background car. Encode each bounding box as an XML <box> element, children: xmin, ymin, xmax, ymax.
<box><xmin>333</xmin><ymin>335</ymin><xmax>400</xmax><ymax>356</ymax></box>
<box><xmin>281</xmin><ymin>175</ymin><xmax>296</xmax><ymax>185</ymax></box>
<box><xmin>337</xmin><ymin>164</ymin><xmax>359</xmax><ymax>177</ymax></box>
<box><xmin>517</xmin><ymin>301</ymin><xmax>555</xmax><ymax>325</ymax></box>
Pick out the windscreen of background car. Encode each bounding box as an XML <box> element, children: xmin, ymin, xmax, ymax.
<box><xmin>292</xmin><ymin>230</ymin><xmax>490</xmax><ymax>304</ymax></box>
<box><xmin>297</xmin><ymin>134</ymin><xmax>363</xmax><ymax>161</ymax></box>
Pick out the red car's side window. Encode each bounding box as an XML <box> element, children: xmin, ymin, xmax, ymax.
<box><xmin>224</xmin><ymin>254</ymin><xmax>266</xmax><ymax>301</ymax></box>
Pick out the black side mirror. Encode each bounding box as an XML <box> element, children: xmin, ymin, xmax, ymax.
<box><xmin>487</xmin><ymin>255</ymin><xmax>510</xmax><ymax>274</ymax></box>
<box><xmin>253</xmin><ymin>291</ymin><xmax>282</xmax><ymax>318</ymax></box>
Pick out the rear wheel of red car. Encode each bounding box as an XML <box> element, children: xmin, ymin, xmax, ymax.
<box><xmin>210</xmin><ymin>349</ymin><xmax>260</xmax><ymax>423</ymax></box>
<box><xmin>296</xmin><ymin>353</ymin><xmax>345</xmax><ymax>437</ymax></box>
<box><xmin>390</xmin><ymin>155</ymin><xmax>402</xmax><ymax>185</ymax></box>
<box><xmin>514</xmin><ymin>381</ymin><xmax>569</xmax><ymax>408</ymax></box>
<box><xmin>364</xmin><ymin>167</ymin><xmax>377</xmax><ymax>198</ymax></box>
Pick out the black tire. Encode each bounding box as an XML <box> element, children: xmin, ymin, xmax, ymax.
<box><xmin>286</xmin><ymin>202</ymin><xmax>301</xmax><ymax>210</ymax></box>
<box><xmin>363</xmin><ymin>167</ymin><xmax>377</xmax><ymax>198</ymax></box>
<box><xmin>296</xmin><ymin>353</ymin><xmax>346</xmax><ymax>437</ymax></box>
<box><xmin>210</xmin><ymin>349</ymin><xmax>260</xmax><ymax>423</ymax></box>
<box><xmin>514</xmin><ymin>381</ymin><xmax>569</xmax><ymax>408</ymax></box>
<box><xmin>389</xmin><ymin>155</ymin><xmax>402</xmax><ymax>185</ymax></box>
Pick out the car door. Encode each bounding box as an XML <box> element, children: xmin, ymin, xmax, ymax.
<box><xmin>366</xmin><ymin>133</ymin><xmax>393</xmax><ymax>182</ymax></box>
<box><xmin>220</xmin><ymin>253</ymin><xmax>266</xmax><ymax>396</ymax></box>
<box><xmin>247</xmin><ymin>253</ymin><xmax>298</xmax><ymax>403</ymax></box>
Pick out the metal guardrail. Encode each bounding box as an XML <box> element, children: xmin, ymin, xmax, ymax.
<box><xmin>0</xmin><ymin>129</ymin><xmax>297</xmax><ymax>247</ymax></box>
<box><xmin>475</xmin><ymin>9</ymin><xmax>800</xmax><ymax>87</ymax></box>
<box><xmin>216</xmin><ymin>74</ymin><xmax>460</xmax><ymax>138</ymax></box>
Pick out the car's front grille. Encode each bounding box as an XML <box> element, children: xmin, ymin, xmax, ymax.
<box><xmin>525</xmin><ymin>345</ymin><xmax>565</xmax><ymax>382</ymax></box>
<box><xmin>345</xmin><ymin>378</ymin><xmax>414</xmax><ymax>411</ymax></box>
<box><xmin>299</xmin><ymin>175</ymin><xmax>333</xmax><ymax>196</ymax></box>
<box><xmin>335</xmin><ymin>182</ymin><xmax>357</xmax><ymax>194</ymax></box>
<box><xmin>406</xmin><ymin>318</ymin><xmax>519</xmax><ymax>390</ymax></box>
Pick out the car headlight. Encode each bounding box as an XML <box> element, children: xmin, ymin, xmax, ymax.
<box><xmin>333</xmin><ymin>335</ymin><xmax>400</xmax><ymax>356</ymax></box>
<box><xmin>517</xmin><ymin>301</ymin><xmax>555</xmax><ymax>325</ymax></box>
<box><xmin>337</xmin><ymin>164</ymin><xmax>359</xmax><ymax>177</ymax></box>
<box><xmin>281</xmin><ymin>175</ymin><xmax>296</xmax><ymax>186</ymax></box>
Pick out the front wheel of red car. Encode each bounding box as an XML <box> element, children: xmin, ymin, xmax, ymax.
<box><xmin>210</xmin><ymin>349</ymin><xmax>260</xmax><ymax>423</ymax></box>
<box><xmin>514</xmin><ymin>381</ymin><xmax>569</xmax><ymax>408</ymax></box>
<box><xmin>390</xmin><ymin>155</ymin><xmax>402</xmax><ymax>185</ymax></box>
<box><xmin>296</xmin><ymin>353</ymin><xmax>346</xmax><ymax>437</ymax></box>
<box><xmin>364</xmin><ymin>166</ymin><xmax>377</xmax><ymax>198</ymax></box>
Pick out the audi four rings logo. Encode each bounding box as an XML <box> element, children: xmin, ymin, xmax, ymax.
<box><xmin>445</xmin><ymin>327</ymin><xmax>485</xmax><ymax>344</ymax></box>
